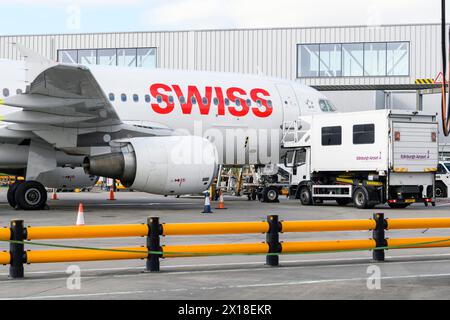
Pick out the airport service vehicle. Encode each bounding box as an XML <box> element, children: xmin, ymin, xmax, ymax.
<box><xmin>283</xmin><ymin>110</ymin><xmax>439</xmax><ymax>209</ymax></box>
<box><xmin>436</xmin><ymin>160</ymin><xmax>450</xmax><ymax>198</ymax></box>
<box><xmin>0</xmin><ymin>45</ymin><xmax>336</xmax><ymax>210</ymax></box>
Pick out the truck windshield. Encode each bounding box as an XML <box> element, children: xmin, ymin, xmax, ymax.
<box><xmin>445</xmin><ymin>163</ymin><xmax>450</xmax><ymax>172</ymax></box>
<box><xmin>319</xmin><ymin>99</ymin><xmax>337</xmax><ymax>112</ymax></box>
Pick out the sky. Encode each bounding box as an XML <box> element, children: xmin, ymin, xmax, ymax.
<box><xmin>0</xmin><ymin>0</ymin><xmax>445</xmax><ymax>35</ymax></box>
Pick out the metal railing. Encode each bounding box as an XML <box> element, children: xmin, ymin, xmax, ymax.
<box><xmin>2</xmin><ymin>214</ymin><xmax>450</xmax><ymax>278</ymax></box>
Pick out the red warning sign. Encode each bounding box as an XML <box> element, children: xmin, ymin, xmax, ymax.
<box><xmin>435</xmin><ymin>72</ymin><xmax>445</xmax><ymax>84</ymax></box>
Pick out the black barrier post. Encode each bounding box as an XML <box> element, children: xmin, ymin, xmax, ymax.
<box><xmin>9</xmin><ymin>220</ymin><xmax>25</xmax><ymax>279</ymax></box>
<box><xmin>266</xmin><ymin>215</ymin><xmax>281</xmax><ymax>267</ymax></box>
<box><xmin>146</xmin><ymin>217</ymin><xmax>161</xmax><ymax>272</ymax></box>
<box><xmin>373</xmin><ymin>213</ymin><xmax>387</xmax><ymax>262</ymax></box>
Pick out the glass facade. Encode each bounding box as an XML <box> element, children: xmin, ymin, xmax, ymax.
<box><xmin>58</xmin><ymin>47</ymin><xmax>157</xmax><ymax>68</ymax></box>
<box><xmin>298</xmin><ymin>42</ymin><xmax>409</xmax><ymax>78</ymax></box>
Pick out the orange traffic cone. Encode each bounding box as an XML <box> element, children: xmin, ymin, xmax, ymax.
<box><xmin>216</xmin><ymin>190</ymin><xmax>227</xmax><ymax>210</ymax></box>
<box><xmin>109</xmin><ymin>189</ymin><xmax>116</xmax><ymax>201</ymax></box>
<box><xmin>76</xmin><ymin>203</ymin><xmax>85</xmax><ymax>226</ymax></box>
<box><xmin>51</xmin><ymin>189</ymin><xmax>58</xmax><ymax>200</ymax></box>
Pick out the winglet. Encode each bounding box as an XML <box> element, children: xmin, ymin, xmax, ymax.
<box><xmin>12</xmin><ymin>42</ymin><xmax>57</xmax><ymax>83</ymax></box>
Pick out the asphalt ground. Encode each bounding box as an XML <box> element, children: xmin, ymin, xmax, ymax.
<box><xmin>1</xmin><ymin>188</ymin><xmax>450</xmax><ymax>300</ymax></box>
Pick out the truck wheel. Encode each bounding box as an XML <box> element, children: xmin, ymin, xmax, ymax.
<box><xmin>299</xmin><ymin>186</ymin><xmax>313</xmax><ymax>206</ymax></box>
<box><xmin>336</xmin><ymin>198</ymin><xmax>352</xmax><ymax>206</ymax></box>
<box><xmin>264</xmin><ymin>187</ymin><xmax>279</xmax><ymax>203</ymax></box>
<box><xmin>14</xmin><ymin>181</ymin><xmax>48</xmax><ymax>211</ymax></box>
<box><xmin>435</xmin><ymin>182</ymin><xmax>448</xmax><ymax>198</ymax></box>
<box><xmin>7</xmin><ymin>182</ymin><xmax>23</xmax><ymax>209</ymax></box>
<box><xmin>388</xmin><ymin>203</ymin><xmax>411</xmax><ymax>209</ymax></box>
<box><xmin>353</xmin><ymin>187</ymin><xmax>370</xmax><ymax>209</ymax></box>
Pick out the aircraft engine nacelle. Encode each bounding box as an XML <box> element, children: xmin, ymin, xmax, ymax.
<box><xmin>36</xmin><ymin>167</ymin><xmax>99</xmax><ymax>189</ymax></box>
<box><xmin>84</xmin><ymin>136</ymin><xmax>218</xmax><ymax>195</ymax></box>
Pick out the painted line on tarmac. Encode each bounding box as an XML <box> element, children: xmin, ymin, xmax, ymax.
<box><xmin>4</xmin><ymin>272</ymin><xmax>450</xmax><ymax>300</ymax></box>
<box><xmin>2</xmin><ymin>252</ymin><xmax>450</xmax><ymax>277</ymax></box>
<box><xmin>2</xmin><ymin>256</ymin><xmax>450</xmax><ymax>283</ymax></box>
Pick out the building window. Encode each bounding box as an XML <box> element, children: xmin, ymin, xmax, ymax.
<box><xmin>57</xmin><ymin>47</ymin><xmax>157</xmax><ymax>68</ymax></box>
<box><xmin>298</xmin><ymin>41</ymin><xmax>409</xmax><ymax>78</ymax></box>
<box><xmin>387</xmin><ymin>42</ymin><xmax>409</xmax><ymax>76</ymax></box>
<box><xmin>364</xmin><ymin>43</ymin><xmax>387</xmax><ymax>76</ymax></box>
<box><xmin>137</xmin><ymin>48</ymin><xmax>157</xmax><ymax>68</ymax></box>
<box><xmin>97</xmin><ymin>49</ymin><xmax>117</xmax><ymax>66</ymax></box>
<box><xmin>342</xmin><ymin>43</ymin><xmax>364</xmax><ymax>77</ymax></box>
<box><xmin>322</xmin><ymin>126</ymin><xmax>342</xmax><ymax>146</ymax></box>
<box><xmin>58</xmin><ymin>50</ymin><xmax>78</xmax><ymax>64</ymax></box>
<box><xmin>118</xmin><ymin>48</ymin><xmax>137</xmax><ymax>67</ymax></box>
<box><xmin>353</xmin><ymin>124</ymin><xmax>375</xmax><ymax>145</ymax></box>
<box><xmin>319</xmin><ymin>44</ymin><xmax>342</xmax><ymax>77</ymax></box>
<box><xmin>78</xmin><ymin>49</ymin><xmax>97</xmax><ymax>65</ymax></box>
<box><xmin>298</xmin><ymin>44</ymin><xmax>320</xmax><ymax>77</ymax></box>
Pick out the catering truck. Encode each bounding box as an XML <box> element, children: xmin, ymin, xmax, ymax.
<box><xmin>282</xmin><ymin>110</ymin><xmax>439</xmax><ymax>209</ymax></box>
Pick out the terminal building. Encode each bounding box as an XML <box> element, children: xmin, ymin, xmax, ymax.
<box><xmin>0</xmin><ymin>23</ymin><xmax>448</xmax><ymax>150</ymax></box>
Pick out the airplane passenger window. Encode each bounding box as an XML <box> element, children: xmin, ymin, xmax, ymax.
<box><xmin>109</xmin><ymin>93</ymin><xmax>115</xmax><ymax>101</ymax></box>
<box><xmin>268</xmin><ymin>100</ymin><xmax>273</xmax><ymax>108</ymax></box>
<box><xmin>246</xmin><ymin>99</ymin><xmax>252</xmax><ymax>106</ymax></box>
<box><xmin>145</xmin><ymin>95</ymin><xmax>151</xmax><ymax>103</ymax></box>
<box><xmin>213</xmin><ymin>98</ymin><xmax>219</xmax><ymax>106</ymax></box>
<box><xmin>2</xmin><ymin>88</ymin><xmax>9</xmax><ymax>97</ymax></box>
<box><xmin>133</xmin><ymin>94</ymin><xmax>139</xmax><ymax>102</ymax></box>
<box><xmin>256</xmin><ymin>100</ymin><xmax>262</xmax><ymax>107</ymax></box>
<box><xmin>157</xmin><ymin>95</ymin><xmax>162</xmax><ymax>103</ymax></box>
<box><xmin>202</xmin><ymin>97</ymin><xmax>208</xmax><ymax>105</ymax></box>
<box><xmin>179</xmin><ymin>96</ymin><xmax>186</xmax><ymax>104</ymax></box>
<box><xmin>235</xmin><ymin>99</ymin><xmax>241</xmax><ymax>107</ymax></box>
<box><xmin>191</xmin><ymin>97</ymin><xmax>197</xmax><ymax>104</ymax></box>
<box><xmin>121</xmin><ymin>94</ymin><xmax>127</xmax><ymax>102</ymax></box>
<box><xmin>224</xmin><ymin>98</ymin><xmax>230</xmax><ymax>106</ymax></box>
<box><xmin>16</xmin><ymin>89</ymin><xmax>22</xmax><ymax>95</ymax></box>
<box><xmin>169</xmin><ymin>96</ymin><xmax>174</xmax><ymax>104</ymax></box>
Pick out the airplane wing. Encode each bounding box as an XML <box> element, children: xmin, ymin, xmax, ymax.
<box><xmin>0</xmin><ymin>63</ymin><xmax>171</xmax><ymax>149</ymax></box>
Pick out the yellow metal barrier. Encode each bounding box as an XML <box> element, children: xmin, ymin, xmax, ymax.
<box><xmin>0</xmin><ymin>228</ymin><xmax>10</xmax><ymax>241</ymax></box>
<box><xmin>281</xmin><ymin>220</ymin><xmax>376</xmax><ymax>233</ymax></box>
<box><xmin>163</xmin><ymin>243</ymin><xmax>269</xmax><ymax>258</ymax></box>
<box><xmin>282</xmin><ymin>239</ymin><xmax>376</xmax><ymax>253</ymax></box>
<box><xmin>3</xmin><ymin>214</ymin><xmax>450</xmax><ymax>278</ymax></box>
<box><xmin>162</xmin><ymin>222</ymin><xmax>269</xmax><ymax>236</ymax></box>
<box><xmin>26</xmin><ymin>247</ymin><xmax>148</xmax><ymax>263</ymax></box>
<box><xmin>387</xmin><ymin>218</ymin><xmax>450</xmax><ymax>230</ymax></box>
<box><xmin>388</xmin><ymin>237</ymin><xmax>450</xmax><ymax>249</ymax></box>
<box><xmin>27</xmin><ymin>225</ymin><xmax>148</xmax><ymax>240</ymax></box>
<box><xmin>0</xmin><ymin>251</ymin><xmax>10</xmax><ymax>265</ymax></box>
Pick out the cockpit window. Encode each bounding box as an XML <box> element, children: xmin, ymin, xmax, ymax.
<box><xmin>319</xmin><ymin>99</ymin><xmax>337</xmax><ymax>112</ymax></box>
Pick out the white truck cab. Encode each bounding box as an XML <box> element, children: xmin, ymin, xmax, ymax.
<box><xmin>436</xmin><ymin>161</ymin><xmax>450</xmax><ymax>198</ymax></box>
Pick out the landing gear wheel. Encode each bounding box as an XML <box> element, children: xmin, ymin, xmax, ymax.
<box><xmin>299</xmin><ymin>186</ymin><xmax>313</xmax><ymax>206</ymax></box>
<box><xmin>7</xmin><ymin>181</ymin><xmax>23</xmax><ymax>209</ymax></box>
<box><xmin>388</xmin><ymin>203</ymin><xmax>411</xmax><ymax>209</ymax></box>
<box><xmin>264</xmin><ymin>187</ymin><xmax>279</xmax><ymax>203</ymax></box>
<box><xmin>353</xmin><ymin>187</ymin><xmax>370</xmax><ymax>209</ymax></box>
<box><xmin>336</xmin><ymin>198</ymin><xmax>352</xmax><ymax>206</ymax></box>
<box><xmin>14</xmin><ymin>181</ymin><xmax>48</xmax><ymax>211</ymax></box>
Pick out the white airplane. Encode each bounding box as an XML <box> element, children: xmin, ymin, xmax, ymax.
<box><xmin>0</xmin><ymin>45</ymin><xmax>336</xmax><ymax>210</ymax></box>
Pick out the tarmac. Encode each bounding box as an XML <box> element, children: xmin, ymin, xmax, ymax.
<box><xmin>1</xmin><ymin>188</ymin><xmax>450</xmax><ymax>300</ymax></box>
